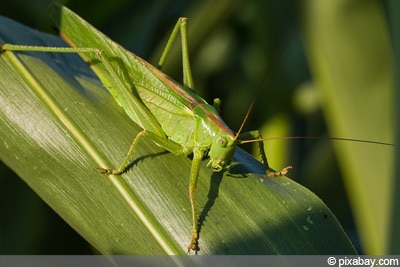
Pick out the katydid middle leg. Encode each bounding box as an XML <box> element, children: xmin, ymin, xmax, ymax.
<box><xmin>97</xmin><ymin>129</ymin><xmax>185</xmax><ymax>175</ymax></box>
<box><xmin>238</xmin><ymin>131</ymin><xmax>292</xmax><ymax>177</ymax></box>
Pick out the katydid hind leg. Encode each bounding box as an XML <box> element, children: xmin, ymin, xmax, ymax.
<box><xmin>178</xmin><ymin>18</ymin><xmax>195</xmax><ymax>90</ymax></box>
<box><xmin>3</xmin><ymin>40</ymin><xmax>167</xmax><ymax>139</ymax></box>
<box><xmin>0</xmin><ymin>43</ymin><xmax>99</xmax><ymax>54</ymax></box>
<box><xmin>157</xmin><ymin>17</ymin><xmax>195</xmax><ymax>91</ymax></box>
<box><xmin>238</xmin><ymin>131</ymin><xmax>292</xmax><ymax>177</ymax></box>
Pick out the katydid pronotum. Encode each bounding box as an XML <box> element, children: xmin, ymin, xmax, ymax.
<box><xmin>1</xmin><ymin>4</ymin><xmax>392</xmax><ymax>253</ymax></box>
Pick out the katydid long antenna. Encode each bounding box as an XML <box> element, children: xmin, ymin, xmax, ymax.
<box><xmin>234</xmin><ymin>37</ymin><xmax>293</xmax><ymax>141</ymax></box>
<box><xmin>239</xmin><ymin>136</ymin><xmax>395</xmax><ymax>146</ymax></box>
<box><xmin>233</xmin><ymin>36</ymin><xmax>395</xmax><ymax>147</ymax></box>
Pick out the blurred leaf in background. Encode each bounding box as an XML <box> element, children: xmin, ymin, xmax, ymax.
<box><xmin>0</xmin><ymin>0</ymin><xmax>397</xmax><ymax>254</ymax></box>
<box><xmin>302</xmin><ymin>0</ymin><xmax>396</xmax><ymax>254</ymax></box>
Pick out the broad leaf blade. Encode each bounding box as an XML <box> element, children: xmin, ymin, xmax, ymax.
<box><xmin>303</xmin><ymin>0</ymin><xmax>395</xmax><ymax>253</ymax></box>
<box><xmin>0</xmin><ymin>15</ymin><xmax>355</xmax><ymax>254</ymax></box>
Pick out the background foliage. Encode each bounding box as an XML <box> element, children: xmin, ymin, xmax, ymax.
<box><xmin>1</xmin><ymin>0</ymin><xmax>397</xmax><ymax>254</ymax></box>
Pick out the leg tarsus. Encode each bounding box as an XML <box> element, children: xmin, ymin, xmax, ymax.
<box><xmin>266</xmin><ymin>165</ymin><xmax>293</xmax><ymax>177</ymax></box>
<box><xmin>94</xmin><ymin>167</ymin><xmax>123</xmax><ymax>175</ymax></box>
<box><xmin>187</xmin><ymin>230</ymin><xmax>199</xmax><ymax>254</ymax></box>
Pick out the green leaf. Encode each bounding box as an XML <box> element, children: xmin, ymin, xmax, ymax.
<box><xmin>0</xmin><ymin>15</ymin><xmax>355</xmax><ymax>254</ymax></box>
<box><xmin>387</xmin><ymin>0</ymin><xmax>400</xmax><ymax>254</ymax></box>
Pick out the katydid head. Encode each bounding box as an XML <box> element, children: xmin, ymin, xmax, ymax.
<box><xmin>194</xmin><ymin>104</ymin><xmax>238</xmax><ymax>172</ymax></box>
<box><xmin>207</xmin><ymin>133</ymin><xmax>237</xmax><ymax>172</ymax></box>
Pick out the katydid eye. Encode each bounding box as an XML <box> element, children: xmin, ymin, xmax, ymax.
<box><xmin>218</xmin><ymin>137</ymin><xmax>227</xmax><ymax>147</ymax></box>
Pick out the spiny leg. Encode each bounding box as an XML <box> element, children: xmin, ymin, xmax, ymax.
<box><xmin>97</xmin><ymin>129</ymin><xmax>184</xmax><ymax>175</ymax></box>
<box><xmin>238</xmin><ymin>130</ymin><xmax>292</xmax><ymax>177</ymax></box>
<box><xmin>0</xmin><ymin>43</ymin><xmax>98</xmax><ymax>54</ymax></box>
<box><xmin>187</xmin><ymin>148</ymin><xmax>204</xmax><ymax>253</ymax></box>
<box><xmin>157</xmin><ymin>17</ymin><xmax>194</xmax><ymax>91</ymax></box>
<box><xmin>96</xmin><ymin>130</ymin><xmax>147</xmax><ymax>175</ymax></box>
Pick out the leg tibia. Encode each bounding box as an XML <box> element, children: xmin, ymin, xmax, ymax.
<box><xmin>97</xmin><ymin>130</ymin><xmax>183</xmax><ymax>175</ymax></box>
<box><xmin>157</xmin><ymin>17</ymin><xmax>194</xmax><ymax>91</ymax></box>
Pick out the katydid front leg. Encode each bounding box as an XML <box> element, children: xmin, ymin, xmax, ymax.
<box><xmin>238</xmin><ymin>131</ymin><xmax>292</xmax><ymax>177</ymax></box>
<box><xmin>187</xmin><ymin>149</ymin><xmax>205</xmax><ymax>252</ymax></box>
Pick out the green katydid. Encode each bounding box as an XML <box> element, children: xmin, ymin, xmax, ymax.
<box><xmin>0</xmin><ymin>3</ymin><xmax>292</xmax><ymax>252</ymax></box>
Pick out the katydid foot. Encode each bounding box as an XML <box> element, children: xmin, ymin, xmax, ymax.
<box><xmin>95</xmin><ymin>167</ymin><xmax>123</xmax><ymax>175</ymax></box>
<box><xmin>266</xmin><ymin>166</ymin><xmax>292</xmax><ymax>177</ymax></box>
<box><xmin>187</xmin><ymin>230</ymin><xmax>199</xmax><ymax>254</ymax></box>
